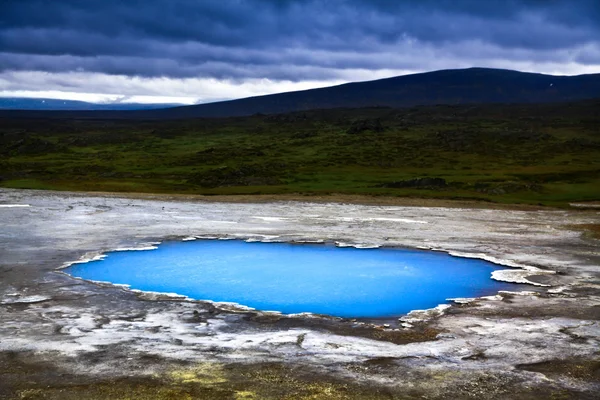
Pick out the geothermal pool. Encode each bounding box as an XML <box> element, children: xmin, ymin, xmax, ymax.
<box><xmin>66</xmin><ymin>240</ymin><xmax>520</xmax><ymax>317</ymax></box>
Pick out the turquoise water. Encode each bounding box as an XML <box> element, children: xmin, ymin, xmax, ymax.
<box><xmin>66</xmin><ymin>240</ymin><xmax>520</xmax><ymax>318</ymax></box>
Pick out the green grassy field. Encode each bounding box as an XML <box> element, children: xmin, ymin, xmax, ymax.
<box><xmin>1</xmin><ymin>101</ymin><xmax>599</xmax><ymax>206</ymax></box>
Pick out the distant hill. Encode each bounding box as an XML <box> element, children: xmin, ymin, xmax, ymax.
<box><xmin>1</xmin><ymin>68</ymin><xmax>599</xmax><ymax>119</ymax></box>
<box><xmin>0</xmin><ymin>97</ymin><xmax>182</xmax><ymax>111</ymax></box>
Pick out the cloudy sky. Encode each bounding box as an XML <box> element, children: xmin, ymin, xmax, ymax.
<box><xmin>1</xmin><ymin>0</ymin><xmax>599</xmax><ymax>104</ymax></box>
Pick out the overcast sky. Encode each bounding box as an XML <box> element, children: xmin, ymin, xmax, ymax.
<box><xmin>1</xmin><ymin>0</ymin><xmax>599</xmax><ymax>104</ymax></box>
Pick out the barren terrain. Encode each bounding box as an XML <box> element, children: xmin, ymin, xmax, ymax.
<box><xmin>0</xmin><ymin>188</ymin><xmax>598</xmax><ymax>399</ymax></box>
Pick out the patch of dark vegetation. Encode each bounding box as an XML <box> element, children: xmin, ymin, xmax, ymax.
<box><xmin>187</xmin><ymin>162</ymin><xmax>291</xmax><ymax>187</ymax></box>
<box><xmin>511</xmin><ymin>169</ymin><xmax>600</xmax><ymax>184</ymax></box>
<box><xmin>347</xmin><ymin>118</ymin><xmax>385</xmax><ymax>134</ymax></box>
<box><xmin>573</xmin><ymin>224</ymin><xmax>600</xmax><ymax>240</ymax></box>
<box><xmin>378</xmin><ymin>177</ymin><xmax>447</xmax><ymax>189</ymax></box>
<box><xmin>516</xmin><ymin>359</ymin><xmax>600</xmax><ymax>381</ymax></box>
<box><xmin>290</xmin><ymin>130</ymin><xmax>318</xmax><ymax>139</ymax></box>
<box><xmin>1</xmin><ymin>99</ymin><xmax>599</xmax><ymax>206</ymax></box>
<box><xmin>1</xmin><ymin>136</ymin><xmax>69</xmax><ymax>155</ymax></box>
<box><xmin>562</xmin><ymin>138</ymin><xmax>600</xmax><ymax>151</ymax></box>
<box><xmin>0</xmin><ymin>352</ymin><xmax>414</xmax><ymax>400</ymax></box>
<box><xmin>470</xmin><ymin>181</ymin><xmax>544</xmax><ymax>195</ymax></box>
<box><xmin>1</xmin><ymin>347</ymin><xmax>598</xmax><ymax>400</ymax></box>
<box><xmin>264</xmin><ymin>112</ymin><xmax>308</xmax><ymax>123</ymax></box>
<box><xmin>176</xmin><ymin>146</ymin><xmax>268</xmax><ymax>166</ymax></box>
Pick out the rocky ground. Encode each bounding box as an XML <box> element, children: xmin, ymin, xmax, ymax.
<box><xmin>0</xmin><ymin>188</ymin><xmax>598</xmax><ymax>399</ymax></box>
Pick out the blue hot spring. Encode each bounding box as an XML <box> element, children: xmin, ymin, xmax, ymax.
<box><xmin>66</xmin><ymin>240</ymin><xmax>522</xmax><ymax>318</ymax></box>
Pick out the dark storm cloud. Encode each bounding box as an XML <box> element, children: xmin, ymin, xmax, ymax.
<box><xmin>0</xmin><ymin>0</ymin><xmax>599</xmax><ymax>80</ymax></box>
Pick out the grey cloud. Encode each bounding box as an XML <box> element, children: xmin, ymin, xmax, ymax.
<box><xmin>0</xmin><ymin>0</ymin><xmax>599</xmax><ymax>82</ymax></box>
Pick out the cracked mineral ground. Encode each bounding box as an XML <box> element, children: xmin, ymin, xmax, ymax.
<box><xmin>0</xmin><ymin>188</ymin><xmax>599</xmax><ymax>399</ymax></box>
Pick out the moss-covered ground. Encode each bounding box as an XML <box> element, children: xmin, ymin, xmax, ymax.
<box><xmin>1</xmin><ymin>100</ymin><xmax>599</xmax><ymax>207</ymax></box>
<box><xmin>4</xmin><ymin>356</ymin><xmax>597</xmax><ymax>400</ymax></box>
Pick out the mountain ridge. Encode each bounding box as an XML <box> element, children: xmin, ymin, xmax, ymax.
<box><xmin>0</xmin><ymin>97</ymin><xmax>183</xmax><ymax>111</ymax></box>
<box><xmin>1</xmin><ymin>67</ymin><xmax>599</xmax><ymax>119</ymax></box>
